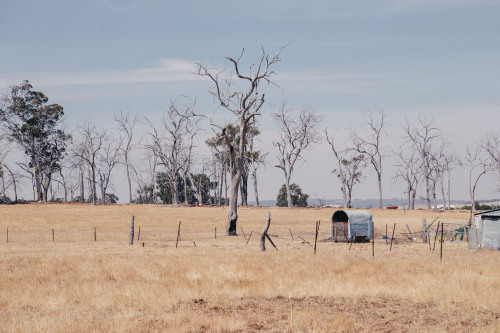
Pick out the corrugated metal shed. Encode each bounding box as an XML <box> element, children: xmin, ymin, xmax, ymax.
<box><xmin>470</xmin><ymin>209</ymin><xmax>500</xmax><ymax>250</ymax></box>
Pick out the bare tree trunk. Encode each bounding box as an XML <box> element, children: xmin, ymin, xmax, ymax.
<box><xmin>446</xmin><ymin>167</ymin><xmax>451</xmax><ymax>209</ymax></box>
<box><xmin>285</xmin><ymin>171</ymin><xmax>292</xmax><ymax>209</ymax></box>
<box><xmin>440</xmin><ymin>175</ymin><xmax>446</xmax><ymax>210</ymax></box>
<box><xmin>227</xmin><ymin>170</ymin><xmax>240</xmax><ymax>235</ymax></box>
<box><xmin>183</xmin><ymin>172</ymin><xmax>188</xmax><ymax>205</ymax></box>
<box><xmin>252</xmin><ymin>170</ymin><xmax>260</xmax><ymax>207</ymax></box>
<box><xmin>80</xmin><ymin>168</ymin><xmax>85</xmax><ymax>202</ymax></box>
<box><xmin>377</xmin><ymin>173</ymin><xmax>383</xmax><ymax>209</ymax></box>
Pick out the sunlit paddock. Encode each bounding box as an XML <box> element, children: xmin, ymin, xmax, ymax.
<box><xmin>1</xmin><ymin>204</ymin><xmax>499</xmax><ymax>332</ymax></box>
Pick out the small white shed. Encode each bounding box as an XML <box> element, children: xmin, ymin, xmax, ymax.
<box><xmin>469</xmin><ymin>209</ymin><xmax>500</xmax><ymax>250</ymax></box>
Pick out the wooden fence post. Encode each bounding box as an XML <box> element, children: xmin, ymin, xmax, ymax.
<box><xmin>176</xmin><ymin>221</ymin><xmax>181</xmax><ymax>248</ymax></box>
<box><xmin>52</xmin><ymin>229</ymin><xmax>54</xmax><ymax>242</ymax></box>
<box><xmin>137</xmin><ymin>226</ymin><xmax>141</xmax><ymax>241</ymax></box>
<box><xmin>314</xmin><ymin>221</ymin><xmax>320</xmax><ymax>254</ymax></box>
<box><xmin>440</xmin><ymin>223</ymin><xmax>444</xmax><ymax>261</ymax></box>
<box><xmin>6</xmin><ymin>228</ymin><xmax>8</xmax><ymax>243</ymax></box>
<box><xmin>94</xmin><ymin>227</ymin><xmax>97</xmax><ymax>242</ymax></box>
<box><xmin>372</xmin><ymin>223</ymin><xmax>375</xmax><ymax>257</ymax></box>
<box><xmin>390</xmin><ymin>223</ymin><xmax>396</xmax><ymax>251</ymax></box>
<box><xmin>422</xmin><ymin>219</ymin><xmax>427</xmax><ymax>243</ymax></box>
<box><xmin>260</xmin><ymin>212</ymin><xmax>271</xmax><ymax>251</ymax></box>
<box><xmin>215</xmin><ymin>227</ymin><xmax>216</xmax><ymax>239</ymax></box>
<box><xmin>129</xmin><ymin>216</ymin><xmax>135</xmax><ymax>245</ymax></box>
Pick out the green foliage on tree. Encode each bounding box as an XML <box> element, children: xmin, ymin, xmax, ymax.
<box><xmin>462</xmin><ymin>202</ymin><xmax>492</xmax><ymax>211</ymax></box>
<box><xmin>0</xmin><ymin>80</ymin><xmax>69</xmax><ymax>202</ymax></box>
<box><xmin>133</xmin><ymin>172</ymin><xmax>215</xmax><ymax>205</ymax></box>
<box><xmin>276</xmin><ymin>183</ymin><xmax>309</xmax><ymax>207</ymax></box>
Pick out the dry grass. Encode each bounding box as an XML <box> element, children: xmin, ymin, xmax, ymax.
<box><xmin>1</xmin><ymin>204</ymin><xmax>499</xmax><ymax>332</ymax></box>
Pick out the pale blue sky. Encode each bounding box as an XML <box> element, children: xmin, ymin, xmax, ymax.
<box><xmin>1</xmin><ymin>1</ymin><xmax>499</xmax><ymax>203</ymax></box>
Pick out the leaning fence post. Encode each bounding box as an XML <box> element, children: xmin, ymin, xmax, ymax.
<box><xmin>129</xmin><ymin>216</ymin><xmax>135</xmax><ymax>245</ymax></box>
<box><xmin>260</xmin><ymin>212</ymin><xmax>271</xmax><ymax>251</ymax></box>
<box><xmin>390</xmin><ymin>223</ymin><xmax>396</xmax><ymax>251</ymax></box>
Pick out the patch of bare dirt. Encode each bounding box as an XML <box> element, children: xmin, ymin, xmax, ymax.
<box><xmin>173</xmin><ymin>296</ymin><xmax>500</xmax><ymax>332</ymax></box>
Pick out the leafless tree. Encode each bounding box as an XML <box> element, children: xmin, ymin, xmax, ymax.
<box><xmin>145</xmin><ymin>97</ymin><xmax>197</xmax><ymax>207</ymax></box>
<box><xmin>73</xmin><ymin>123</ymin><xmax>106</xmax><ymax>205</ymax></box>
<box><xmin>196</xmin><ymin>46</ymin><xmax>284</xmax><ymax>235</ymax></box>
<box><xmin>459</xmin><ymin>144</ymin><xmax>493</xmax><ymax>222</ymax></box>
<box><xmin>403</xmin><ymin>115</ymin><xmax>440</xmax><ymax>209</ymax></box>
<box><xmin>483</xmin><ymin>132</ymin><xmax>500</xmax><ymax>190</ymax></box>
<box><xmin>326</xmin><ymin>130</ymin><xmax>366</xmax><ymax>208</ymax></box>
<box><xmin>248</xmin><ymin>133</ymin><xmax>267</xmax><ymax>207</ymax></box>
<box><xmin>97</xmin><ymin>137</ymin><xmax>122</xmax><ymax>203</ymax></box>
<box><xmin>351</xmin><ymin>110</ymin><xmax>386</xmax><ymax>209</ymax></box>
<box><xmin>273</xmin><ymin>102</ymin><xmax>321</xmax><ymax>208</ymax></box>
<box><xmin>394</xmin><ymin>149</ymin><xmax>421</xmax><ymax>210</ymax></box>
<box><xmin>115</xmin><ymin>111</ymin><xmax>138</xmax><ymax>203</ymax></box>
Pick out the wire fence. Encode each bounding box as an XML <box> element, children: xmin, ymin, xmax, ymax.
<box><xmin>3</xmin><ymin>220</ymin><xmax>468</xmax><ymax>247</ymax></box>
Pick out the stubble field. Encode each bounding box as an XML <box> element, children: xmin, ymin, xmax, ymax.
<box><xmin>1</xmin><ymin>203</ymin><xmax>499</xmax><ymax>332</ymax></box>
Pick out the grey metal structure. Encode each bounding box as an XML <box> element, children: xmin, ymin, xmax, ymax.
<box><xmin>471</xmin><ymin>209</ymin><xmax>500</xmax><ymax>250</ymax></box>
<box><xmin>331</xmin><ymin>210</ymin><xmax>373</xmax><ymax>242</ymax></box>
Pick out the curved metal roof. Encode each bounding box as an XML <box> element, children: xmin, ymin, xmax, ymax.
<box><xmin>344</xmin><ymin>210</ymin><xmax>372</xmax><ymax>221</ymax></box>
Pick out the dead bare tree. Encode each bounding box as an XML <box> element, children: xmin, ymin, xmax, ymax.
<box><xmin>145</xmin><ymin>97</ymin><xmax>197</xmax><ymax>207</ymax></box>
<box><xmin>273</xmin><ymin>103</ymin><xmax>321</xmax><ymax>208</ymax></box>
<box><xmin>351</xmin><ymin>110</ymin><xmax>386</xmax><ymax>209</ymax></box>
<box><xmin>483</xmin><ymin>132</ymin><xmax>500</xmax><ymax>190</ymax></box>
<box><xmin>394</xmin><ymin>150</ymin><xmax>421</xmax><ymax>210</ymax></box>
<box><xmin>459</xmin><ymin>144</ymin><xmax>493</xmax><ymax>222</ymax></box>
<box><xmin>115</xmin><ymin>111</ymin><xmax>138</xmax><ymax>203</ymax></box>
<box><xmin>403</xmin><ymin>115</ymin><xmax>440</xmax><ymax>209</ymax></box>
<box><xmin>326</xmin><ymin>130</ymin><xmax>366</xmax><ymax>208</ymax></box>
<box><xmin>73</xmin><ymin>123</ymin><xmax>106</xmax><ymax>205</ymax></box>
<box><xmin>196</xmin><ymin>46</ymin><xmax>284</xmax><ymax>235</ymax></box>
<box><xmin>97</xmin><ymin>137</ymin><xmax>122</xmax><ymax>203</ymax></box>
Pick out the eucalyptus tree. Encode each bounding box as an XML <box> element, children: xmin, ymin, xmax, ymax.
<box><xmin>273</xmin><ymin>103</ymin><xmax>321</xmax><ymax>208</ymax></box>
<box><xmin>0</xmin><ymin>80</ymin><xmax>69</xmax><ymax>202</ymax></box>
<box><xmin>196</xmin><ymin>46</ymin><xmax>284</xmax><ymax>235</ymax></box>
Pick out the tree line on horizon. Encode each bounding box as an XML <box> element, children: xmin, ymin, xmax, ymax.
<box><xmin>1</xmin><ymin>47</ymin><xmax>500</xmax><ymax>233</ymax></box>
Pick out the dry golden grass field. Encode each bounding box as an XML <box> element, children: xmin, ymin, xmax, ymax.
<box><xmin>1</xmin><ymin>203</ymin><xmax>499</xmax><ymax>332</ymax></box>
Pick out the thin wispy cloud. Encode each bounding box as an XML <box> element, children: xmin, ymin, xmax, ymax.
<box><xmin>260</xmin><ymin>0</ymin><xmax>498</xmax><ymax>20</ymax></box>
<box><xmin>0</xmin><ymin>58</ymin><xmax>200</xmax><ymax>88</ymax></box>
